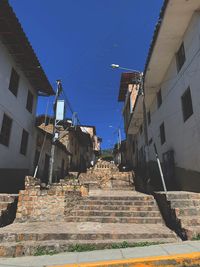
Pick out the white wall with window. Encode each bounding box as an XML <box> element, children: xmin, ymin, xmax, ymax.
<box><xmin>146</xmin><ymin>13</ymin><xmax>200</xmax><ymax>189</ymax></box>
<box><xmin>0</xmin><ymin>39</ymin><xmax>37</xmax><ymax>171</ymax></box>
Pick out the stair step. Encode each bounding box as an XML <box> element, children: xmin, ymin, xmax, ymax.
<box><xmin>0</xmin><ymin>231</ymin><xmax>175</xmax><ymax>242</ymax></box>
<box><xmin>65</xmin><ymin>216</ymin><xmax>163</xmax><ymax>224</ymax></box>
<box><xmin>170</xmin><ymin>199</ymin><xmax>200</xmax><ymax>208</ymax></box>
<box><xmin>175</xmin><ymin>207</ymin><xmax>200</xmax><ymax>216</ymax></box>
<box><xmin>80</xmin><ymin>200</ymin><xmax>156</xmax><ymax>206</ymax></box>
<box><xmin>0</xmin><ymin>194</ymin><xmax>17</xmax><ymax>202</ymax></box>
<box><xmin>180</xmin><ymin>216</ymin><xmax>200</xmax><ymax>226</ymax></box>
<box><xmin>88</xmin><ymin>196</ymin><xmax>154</xmax><ymax>201</ymax></box>
<box><xmin>69</xmin><ymin>210</ymin><xmax>160</xmax><ymax>217</ymax></box>
<box><xmin>75</xmin><ymin>205</ymin><xmax>159</xmax><ymax>211</ymax></box>
<box><xmin>0</xmin><ymin>202</ymin><xmax>11</xmax><ymax>210</ymax></box>
<box><xmin>166</xmin><ymin>193</ymin><xmax>200</xmax><ymax>200</ymax></box>
<box><xmin>0</xmin><ymin>237</ymin><xmax>178</xmax><ymax>257</ymax></box>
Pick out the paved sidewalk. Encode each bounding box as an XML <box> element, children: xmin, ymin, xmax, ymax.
<box><xmin>0</xmin><ymin>241</ymin><xmax>200</xmax><ymax>267</ymax></box>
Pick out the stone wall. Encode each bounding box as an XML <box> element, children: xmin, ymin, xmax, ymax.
<box><xmin>15</xmin><ymin>176</ymin><xmax>86</xmax><ymax>222</ymax></box>
<box><xmin>79</xmin><ymin>160</ymin><xmax>134</xmax><ymax>190</ymax></box>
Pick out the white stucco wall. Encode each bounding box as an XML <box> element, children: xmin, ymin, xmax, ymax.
<box><xmin>147</xmin><ymin>13</ymin><xmax>200</xmax><ymax>173</ymax></box>
<box><xmin>0</xmin><ymin>38</ymin><xmax>37</xmax><ymax>171</ymax></box>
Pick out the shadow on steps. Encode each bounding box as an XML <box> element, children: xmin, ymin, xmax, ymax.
<box><xmin>153</xmin><ymin>192</ymin><xmax>187</xmax><ymax>241</ymax></box>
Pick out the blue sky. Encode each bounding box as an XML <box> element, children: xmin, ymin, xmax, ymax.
<box><xmin>10</xmin><ymin>0</ymin><xmax>163</xmax><ymax>149</ymax></box>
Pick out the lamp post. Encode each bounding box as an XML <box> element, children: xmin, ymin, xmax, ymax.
<box><xmin>111</xmin><ymin>64</ymin><xmax>167</xmax><ymax>194</ymax></box>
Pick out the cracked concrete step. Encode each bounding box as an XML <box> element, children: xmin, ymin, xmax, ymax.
<box><xmin>80</xmin><ymin>200</ymin><xmax>156</xmax><ymax>206</ymax></box>
<box><xmin>65</xmin><ymin>216</ymin><xmax>163</xmax><ymax>223</ymax></box>
<box><xmin>69</xmin><ymin>210</ymin><xmax>161</xmax><ymax>217</ymax></box>
<box><xmin>75</xmin><ymin>205</ymin><xmax>159</xmax><ymax>211</ymax></box>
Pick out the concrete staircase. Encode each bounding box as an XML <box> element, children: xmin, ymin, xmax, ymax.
<box><xmin>0</xmin><ymin>194</ymin><xmax>18</xmax><ymax>227</ymax></box>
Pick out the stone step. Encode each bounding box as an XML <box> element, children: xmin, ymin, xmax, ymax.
<box><xmin>75</xmin><ymin>205</ymin><xmax>159</xmax><ymax>211</ymax></box>
<box><xmin>69</xmin><ymin>210</ymin><xmax>161</xmax><ymax>218</ymax></box>
<box><xmin>170</xmin><ymin>199</ymin><xmax>200</xmax><ymax>208</ymax></box>
<box><xmin>174</xmin><ymin>207</ymin><xmax>200</xmax><ymax>216</ymax></box>
<box><xmin>166</xmin><ymin>192</ymin><xmax>200</xmax><ymax>200</ymax></box>
<box><xmin>180</xmin><ymin>216</ymin><xmax>200</xmax><ymax>227</ymax></box>
<box><xmin>0</xmin><ymin>237</ymin><xmax>178</xmax><ymax>257</ymax></box>
<box><xmin>0</xmin><ymin>202</ymin><xmax>11</xmax><ymax>210</ymax></box>
<box><xmin>111</xmin><ymin>186</ymin><xmax>133</xmax><ymax>190</ymax></box>
<box><xmin>65</xmin><ymin>216</ymin><xmax>163</xmax><ymax>224</ymax></box>
<box><xmin>110</xmin><ymin>187</ymin><xmax>133</xmax><ymax>191</ymax></box>
<box><xmin>0</xmin><ymin>231</ymin><xmax>175</xmax><ymax>243</ymax></box>
<box><xmin>80</xmin><ymin>200</ymin><xmax>156</xmax><ymax>206</ymax></box>
<box><xmin>0</xmin><ymin>194</ymin><xmax>17</xmax><ymax>202</ymax></box>
<box><xmin>185</xmin><ymin>226</ymin><xmax>200</xmax><ymax>239</ymax></box>
<box><xmin>88</xmin><ymin>196</ymin><xmax>154</xmax><ymax>201</ymax></box>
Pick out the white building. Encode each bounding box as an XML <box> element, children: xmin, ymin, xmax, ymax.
<box><xmin>0</xmin><ymin>1</ymin><xmax>54</xmax><ymax>193</ymax></box>
<box><xmin>120</xmin><ymin>0</ymin><xmax>200</xmax><ymax>192</ymax></box>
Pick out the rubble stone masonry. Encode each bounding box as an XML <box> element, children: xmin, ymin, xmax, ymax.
<box><xmin>15</xmin><ymin>176</ymin><xmax>85</xmax><ymax>222</ymax></box>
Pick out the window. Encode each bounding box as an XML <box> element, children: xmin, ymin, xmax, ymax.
<box><xmin>147</xmin><ymin>111</ymin><xmax>151</xmax><ymax>125</ymax></box>
<box><xmin>181</xmin><ymin>87</ymin><xmax>193</xmax><ymax>122</ymax></box>
<box><xmin>132</xmin><ymin>140</ymin><xmax>135</xmax><ymax>154</ymax></box>
<box><xmin>8</xmin><ymin>68</ymin><xmax>20</xmax><ymax>96</ymax></box>
<box><xmin>139</xmin><ymin>124</ymin><xmax>143</xmax><ymax>135</ymax></box>
<box><xmin>0</xmin><ymin>114</ymin><xmax>12</xmax><ymax>147</ymax></box>
<box><xmin>26</xmin><ymin>90</ymin><xmax>34</xmax><ymax>113</ymax></box>
<box><xmin>148</xmin><ymin>138</ymin><xmax>153</xmax><ymax>145</ymax></box>
<box><xmin>160</xmin><ymin>122</ymin><xmax>166</xmax><ymax>145</ymax></box>
<box><xmin>176</xmin><ymin>43</ymin><xmax>186</xmax><ymax>72</ymax></box>
<box><xmin>20</xmin><ymin>129</ymin><xmax>29</xmax><ymax>155</ymax></box>
<box><xmin>157</xmin><ymin>89</ymin><xmax>162</xmax><ymax>108</ymax></box>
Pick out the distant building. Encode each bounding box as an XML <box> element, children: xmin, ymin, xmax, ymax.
<box><xmin>0</xmin><ymin>1</ymin><xmax>54</xmax><ymax>193</ymax></box>
<box><xmin>33</xmin><ymin>125</ymin><xmax>71</xmax><ymax>183</ymax></box>
<box><xmin>36</xmin><ymin>116</ymin><xmax>101</xmax><ymax>174</ymax></box>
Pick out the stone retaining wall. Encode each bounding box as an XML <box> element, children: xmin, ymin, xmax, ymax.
<box><xmin>15</xmin><ymin>176</ymin><xmax>86</xmax><ymax>222</ymax></box>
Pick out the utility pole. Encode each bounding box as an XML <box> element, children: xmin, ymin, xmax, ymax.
<box><xmin>49</xmin><ymin>80</ymin><xmax>63</xmax><ymax>184</ymax></box>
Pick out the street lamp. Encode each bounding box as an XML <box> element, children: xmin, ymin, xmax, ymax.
<box><xmin>111</xmin><ymin>64</ymin><xmax>141</xmax><ymax>73</ymax></box>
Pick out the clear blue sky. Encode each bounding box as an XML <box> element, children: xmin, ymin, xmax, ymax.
<box><xmin>10</xmin><ymin>0</ymin><xmax>163</xmax><ymax>149</ymax></box>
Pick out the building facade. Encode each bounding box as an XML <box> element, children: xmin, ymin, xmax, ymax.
<box><xmin>33</xmin><ymin>126</ymin><xmax>71</xmax><ymax>183</ymax></box>
<box><xmin>118</xmin><ymin>0</ymin><xmax>200</xmax><ymax>192</ymax></box>
<box><xmin>0</xmin><ymin>1</ymin><xmax>54</xmax><ymax>193</ymax></box>
<box><xmin>144</xmin><ymin>0</ymin><xmax>200</xmax><ymax>191</ymax></box>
